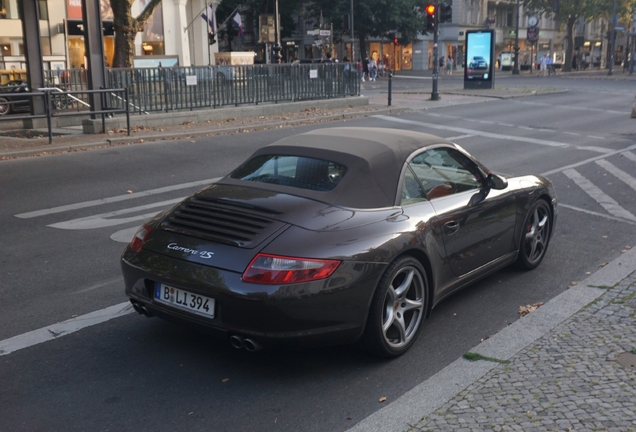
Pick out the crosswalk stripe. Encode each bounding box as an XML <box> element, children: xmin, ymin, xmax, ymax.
<box><xmin>595</xmin><ymin>159</ymin><xmax>636</xmax><ymax>192</ymax></box>
<box><xmin>622</xmin><ymin>151</ymin><xmax>636</xmax><ymax>163</ymax></box>
<box><xmin>563</xmin><ymin>169</ymin><xmax>636</xmax><ymax>222</ymax></box>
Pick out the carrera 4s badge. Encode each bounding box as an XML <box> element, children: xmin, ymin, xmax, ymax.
<box><xmin>167</xmin><ymin>243</ymin><xmax>215</xmax><ymax>259</ymax></box>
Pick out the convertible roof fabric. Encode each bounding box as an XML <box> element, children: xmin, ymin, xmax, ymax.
<box><xmin>219</xmin><ymin>127</ymin><xmax>452</xmax><ymax>209</ymax></box>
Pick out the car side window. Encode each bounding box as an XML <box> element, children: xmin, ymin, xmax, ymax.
<box><xmin>400</xmin><ymin>166</ymin><xmax>427</xmax><ymax>206</ymax></box>
<box><xmin>409</xmin><ymin>148</ymin><xmax>482</xmax><ymax>200</ymax></box>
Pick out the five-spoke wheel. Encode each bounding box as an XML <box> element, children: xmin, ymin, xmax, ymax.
<box><xmin>517</xmin><ymin>199</ymin><xmax>552</xmax><ymax>270</ymax></box>
<box><xmin>361</xmin><ymin>256</ymin><xmax>427</xmax><ymax>357</ymax></box>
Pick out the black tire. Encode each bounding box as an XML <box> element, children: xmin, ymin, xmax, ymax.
<box><xmin>517</xmin><ymin>199</ymin><xmax>552</xmax><ymax>270</ymax></box>
<box><xmin>360</xmin><ymin>256</ymin><xmax>428</xmax><ymax>358</ymax></box>
<box><xmin>0</xmin><ymin>97</ymin><xmax>11</xmax><ymax>116</ymax></box>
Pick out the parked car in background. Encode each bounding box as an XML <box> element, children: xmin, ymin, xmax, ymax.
<box><xmin>0</xmin><ymin>79</ymin><xmax>30</xmax><ymax>116</ymax></box>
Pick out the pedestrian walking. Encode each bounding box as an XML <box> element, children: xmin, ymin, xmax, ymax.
<box><xmin>539</xmin><ymin>54</ymin><xmax>548</xmax><ymax>76</ymax></box>
<box><xmin>439</xmin><ymin>56</ymin><xmax>445</xmax><ymax>71</ymax></box>
<box><xmin>547</xmin><ymin>55</ymin><xmax>554</xmax><ymax>75</ymax></box>
<box><xmin>369</xmin><ymin>58</ymin><xmax>377</xmax><ymax>81</ymax></box>
<box><xmin>447</xmin><ymin>56</ymin><xmax>453</xmax><ymax>75</ymax></box>
<box><xmin>358</xmin><ymin>59</ymin><xmax>364</xmax><ymax>81</ymax></box>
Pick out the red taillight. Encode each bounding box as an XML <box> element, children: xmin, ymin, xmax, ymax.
<box><xmin>242</xmin><ymin>253</ymin><xmax>341</xmax><ymax>284</ymax></box>
<box><xmin>130</xmin><ymin>225</ymin><xmax>151</xmax><ymax>253</ymax></box>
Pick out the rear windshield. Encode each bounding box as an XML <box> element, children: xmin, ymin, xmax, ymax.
<box><xmin>230</xmin><ymin>155</ymin><xmax>347</xmax><ymax>192</ymax></box>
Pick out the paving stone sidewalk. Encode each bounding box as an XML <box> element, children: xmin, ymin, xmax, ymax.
<box><xmin>408</xmin><ymin>272</ymin><xmax>636</xmax><ymax>432</ymax></box>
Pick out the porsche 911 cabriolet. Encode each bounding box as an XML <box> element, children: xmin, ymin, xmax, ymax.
<box><xmin>121</xmin><ymin>127</ymin><xmax>557</xmax><ymax>357</ymax></box>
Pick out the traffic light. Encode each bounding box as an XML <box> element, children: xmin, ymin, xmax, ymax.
<box><xmin>208</xmin><ymin>32</ymin><xmax>216</xmax><ymax>45</ymax></box>
<box><xmin>440</xmin><ymin>3</ymin><xmax>452</xmax><ymax>23</ymax></box>
<box><xmin>425</xmin><ymin>4</ymin><xmax>435</xmax><ymax>34</ymax></box>
<box><xmin>272</xmin><ymin>44</ymin><xmax>282</xmax><ymax>63</ymax></box>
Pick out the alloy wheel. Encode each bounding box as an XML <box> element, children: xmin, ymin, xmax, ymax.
<box><xmin>381</xmin><ymin>265</ymin><xmax>425</xmax><ymax>349</ymax></box>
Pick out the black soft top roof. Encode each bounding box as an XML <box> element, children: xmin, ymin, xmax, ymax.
<box><xmin>219</xmin><ymin>127</ymin><xmax>452</xmax><ymax>209</ymax></box>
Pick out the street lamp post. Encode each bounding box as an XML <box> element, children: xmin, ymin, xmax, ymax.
<box><xmin>608</xmin><ymin>0</ymin><xmax>617</xmax><ymax>75</ymax></box>
<box><xmin>512</xmin><ymin>0</ymin><xmax>520</xmax><ymax>74</ymax></box>
<box><xmin>350</xmin><ymin>0</ymin><xmax>355</xmax><ymax>61</ymax></box>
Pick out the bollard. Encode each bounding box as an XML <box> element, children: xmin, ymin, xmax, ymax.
<box><xmin>388</xmin><ymin>73</ymin><xmax>393</xmax><ymax>106</ymax></box>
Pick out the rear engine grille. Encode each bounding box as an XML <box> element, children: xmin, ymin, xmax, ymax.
<box><xmin>161</xmin><ymin>197</ymin><xmax>281</xmax><ymax>247</ymax></box>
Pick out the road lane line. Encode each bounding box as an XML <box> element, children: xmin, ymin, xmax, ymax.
<box><xmin>0</xmin><ymin>302</ymin><xmax>133</xmax><ymax>357</ymax></box>
<box><xmin>578</xmin><ymin>146</ymin><xmax>614</xmax><ymax>154</ymax></box>
<box><xmin>596</xmin><ymin>159</ymin><xmax>636</xmax><ymax>192</ymax></box>
<box><xmin>541</xmin><ymin>143</ymin><xmax>636</xmax><ymax>176</ymax></box>
<box><xmin>559</xmin><ymin>204</ymin><xmax>636</xmax><ymax>225</ymax></box>
<box><xmin>373</xmin><ymin>115</ymin><xmax>570</xmax><ymax>148</ymax></box>
<box><xmin>622</xmin><ymin>151</ymin><xmax>636</xmax><ymax>163</ymax></box>
<box><xmin>48</xmin><ymin>197</ymin><xmax>183</xmax><ymax>230</ymax></box>
<box><xmin>446</xmin><ymin>134</ymin><xmax>475</xmax><ymax>141</ymax></box>
<box><xmin>15</xmin><ymin>178</ymin><xmax>220</xmax><ymax>219</ymax></box>
<box><xmin>563</xmin><ymin>169</ymin><xmax>636</xmax><ymax>222</ymax></box>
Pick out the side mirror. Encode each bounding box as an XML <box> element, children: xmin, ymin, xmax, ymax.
<box><xmin>487</xmin><ymin>174</ymin><xmax>508</xmax><ymax>190</ymax></box>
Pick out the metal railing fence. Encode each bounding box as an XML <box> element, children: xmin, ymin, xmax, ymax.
<box><xmin>0</xmin><ymin>87</ymin><xmax>130</xmax><ymax>144</ymax></box>
<box><xmin>44</xmin><ymin>63</ymin><xmax>360</xmax><ymax>114</ymax></box>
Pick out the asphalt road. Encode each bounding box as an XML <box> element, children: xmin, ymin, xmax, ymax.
<box><xmin>1</xmin><ymin>77</ymin><xmax>635</xmax><ymax>431</ymax></box>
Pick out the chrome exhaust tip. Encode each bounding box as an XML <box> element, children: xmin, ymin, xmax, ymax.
<box><xmin>243</xmin><ymin>338</ymin><xmax>262</xmax><ymax>352</ymax></box>
<box><xmin>229</xmin><ymin>335</ymin><xmax>244</xmax><ymax>349</ymax></box>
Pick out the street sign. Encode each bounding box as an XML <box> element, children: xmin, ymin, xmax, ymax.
<box><xmin>319</xmin><ymin>30</ymin><xmax>331</xmax><ymax>36</ymax></box>
<box><xmin>615</xmin><ymin>26</ymin><xmax>625</xmax><ymax>32</ymax></box>
<box><xmin>527</xmin><ymin>26</ymin><xmax>539</xmax><ymax>42</ymax></box>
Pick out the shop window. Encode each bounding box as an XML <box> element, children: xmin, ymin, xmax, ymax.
<box><xmin>140</xmin><ymin>0</ymin><xmax>164</xmax><ymax>54</ymax></box>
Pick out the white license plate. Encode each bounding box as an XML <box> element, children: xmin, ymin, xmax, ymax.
<box><xmin>154</xmin><ymin>283</ymin><xmax>215</xmax><ymax>319</ymax></box>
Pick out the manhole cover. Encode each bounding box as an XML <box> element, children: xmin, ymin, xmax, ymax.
<box><xmin>617</xmin><ymin>352</ymin><xmax>636</xmax><ymax>369</ymax></box>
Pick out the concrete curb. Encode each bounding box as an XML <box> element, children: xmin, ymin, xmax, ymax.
<box><xmin>347</xmin><ymin>246</ymin><xmax>636</xmax><ymax>432</ymax></box>
<box><xmin>0</xmin><ymin>107</ymin><xmax>408</xmax><ymax>159</ymax></box>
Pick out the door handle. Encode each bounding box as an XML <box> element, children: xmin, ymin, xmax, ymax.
<box><xmin>444</xmin><ymin>220</ymin><xmax>459</xmax><ymax>234</ymax></box>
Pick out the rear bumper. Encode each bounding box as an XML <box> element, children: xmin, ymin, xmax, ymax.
<box><xmin>121</xmin><ymin>248</ymin><xmax>385</xmax><ymax>347</ymax></box>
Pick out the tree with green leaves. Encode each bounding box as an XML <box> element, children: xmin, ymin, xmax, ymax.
<box><xmin>306</xmin><ymin>0</ymin><xmax>429</xmax><ymax>60</ymax></box>
<box><xmin>110</xmin><ymin>0</ymin><xmax>163</xmax><ymax>68</ymax></box>
<box><xmin>521</xmin><ymin>0</ymin><xmax>633</xmax><ymax>71</ymax></box>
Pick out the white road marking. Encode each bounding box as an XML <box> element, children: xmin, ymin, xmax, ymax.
<box><xmin>15</xmin><ymin>178</ymin><xmax>219</xmax><ymax>219</ymax></box>
<box><xmin>48</xmin><ymin>197</ymin><xmax>183</xmax><ymax>230</ymax></box>
<box><xmin>563</xmin><ymin>169</ymin><xmax>636</xmax><ymax>222</ymax></box>
<box><xmin>559</xmin><ymin>203</ymin><xmax>636</xmax><ymax>225</ymax></box>
<box><xmin>622</xmin><ymin>151</ymin><xmax>636</xmax><ymax>163</ymax></box>
<box><xmin>446</xmin><ymin>134</ymin><xmax>475</xmax><ymax>141</ymax></box>
<box><xmin>578</xmin><ymin>146</ymin><xmax>614</xmax><ymax>154</ymax></box>
<box><xmin>596</xmin><ymin>159</ymin><xmax>636</xmax><ymax>192</ymax></box>
<box><xmin>541</xmin><ymin>143</ymin><xmax>636</xmax><ymax>176</ymax></box>
<box><xmin>588</xmin><ymin>135</ymin><xmax>604</xmax><ymax>139</ymax></box>
<box><xmin>111</xmin><ymin>226</ymin><xmax>141</xmax><ymax>243</ymax></box>
<box><xmin>511</xmin><ymin>100</ymin><xmax>627</xmax><ymax>115</ymax></box>
<box><xmin>563</xmin><ymin>132</ymin><xmax>580</xmax><ymax>136</ymax></box>
<box><xmin>374</xmin><ymin>115</ymin><xmax>570</xmax><ymax>148</ymax></box>
<box><xmin>0</xmin><ymin>302</ymin><xmax>133</xmax><ymax>357</ymax></box>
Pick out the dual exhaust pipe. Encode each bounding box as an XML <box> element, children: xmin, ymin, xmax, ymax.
<box><xmin>130</xmin><ymin>300</ymin><xmax>262</xmax><ymax>352</ymax></box>
<box><xmin>229</xmin><ymin>335</ymin><xmax>263</xmax><ymax>352</ymax></box>
<box><xmin>131</xmin><ymin>300</ymin><xmax>152</xmax><ymax>317</ymax></box>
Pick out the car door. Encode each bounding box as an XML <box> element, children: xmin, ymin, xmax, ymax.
<box><xmin>408</xmin><ymin>147</ymin><xmax>517</xmax><ymax>278</ymax></box>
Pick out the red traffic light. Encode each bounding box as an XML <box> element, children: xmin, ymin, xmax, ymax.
<box><xmin>393</xmin><ymin>38</ymin><xmax>398</xmax><ymax>45</ymax></box>
<box><xmin>425</xmin><ymin>4</ymin><xmax>435</xmax><ymax>15</ymax></box>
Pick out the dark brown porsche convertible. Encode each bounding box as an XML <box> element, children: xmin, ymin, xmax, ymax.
<box><xmin>122</xmin><ymin>127</ymin><xmax>557</xmax><ymax>357</ymax></box>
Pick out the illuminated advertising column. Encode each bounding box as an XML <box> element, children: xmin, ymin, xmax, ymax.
<box><xmin>464</xmin><ymin>29</ymin><xmax>495</xmax><ymax>90</ymax></box>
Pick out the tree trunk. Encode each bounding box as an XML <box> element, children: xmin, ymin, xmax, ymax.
<box><xmin>358</xmin><ymin>35</ymin><xmax>367</xmax><ymax>61</ymax></box>
<box><xmin>112</xmin><ymin>25</ymin><xmax>137</xmax><ymax>68</ymax></box>
<box><xmin>110</xmin><ymin>0</ymin><xmax>163</xmax><ymax>68</ymax></box>
<box><xmin>562</xmin><ymin>16</ymin><xmax>577</xmax><ymax>72</ymax></box>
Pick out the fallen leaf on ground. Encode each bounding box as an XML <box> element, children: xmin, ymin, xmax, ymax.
<box><xmin>519</xmin><ymin>302</ymin><xmax>544</xmax><ymax>317</ymax></box>
<box><xmin>222</xmin><ymin>378</ymin><xmax>229</xmax><ymax>383</ymax></box>
<box><xmin>378</xmin><ymin>396</ymin><xmax>387</xmax><ymax>403</ymax></box>
<box><xmin>599</xmin><ymin>262</ymin><xmax>608</xmax><ymax>267</ymax></box>
<box><xmin>126</xmin><ymin>190</ymin><xmax>133</xmax><ymax>194</ymax></box>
